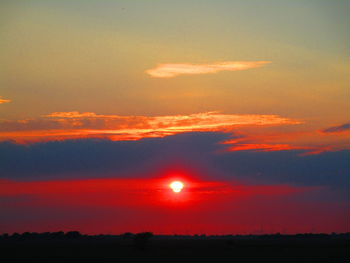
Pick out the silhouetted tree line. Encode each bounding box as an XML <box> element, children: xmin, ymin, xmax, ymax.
<box><xmin>1</xmin><ymin>231</ymin><xmax>350</xmax><ymax>241</ymax></box>
<box><xmin>0</xmin><ymin>231</ymin><xmax>82</xmax><ymax>240</ymax></box>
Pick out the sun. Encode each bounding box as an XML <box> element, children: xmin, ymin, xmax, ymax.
<box><xmin>169</xmin><ymin>181</ymin><xmax>184</xmax><ymax>193</ymax></box>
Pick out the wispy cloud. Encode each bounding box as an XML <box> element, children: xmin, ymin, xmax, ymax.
<box><xmin>225</xmin><ymin>143</ymin><xmax>306</xmax><ymax>152</ymax></box>
<box><xmin>0</xmin><ymin>96</ymin><xmax>11</xmax><ymax>104</ymax></box>
<box><xmin>221</xmin><ymin>130</ymin><xmax>348</xmax><ymax>155</ymax></box>
<box><xmin>146</xmin><ymin>61</ymin><xmax>271</xmax><ymax>78</ymax></box>
<box><xmin>4</xmin><ymin>112</ymin><xmax>348</xmax><ymax>155</ymax></box>
<box><xmin>0</xmin><ymin>111</ymin><xmax>300</xmax><ymax>143</ymax></box>
<box><xmin>223</xmin><ymin>142</ymin><xmax>333</xmax><ymax>156</ymax></box>
<box><xmin>322</xmin><ymin>122</ymin><xmax>350</xmax><ymax>133</ymax></box>
<box><xmin>44</xmin><ymin>111</ymin><xmax>103</xmax><ymax>118</ymax></box>
<box><xmin>0</xmin><ymin>177</ymin><xmax>311</xmax><ymax>205</ymax></box>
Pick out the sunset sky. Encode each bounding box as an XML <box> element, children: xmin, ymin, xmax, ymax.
<box><xmin>1</xmin><ymin>0</ymin><xmax>350</xmax><ymax>235</ymax></box>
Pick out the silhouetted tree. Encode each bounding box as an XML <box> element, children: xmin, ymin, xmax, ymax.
<box><xmin>121</xmin><ymin>232</ymin><xmax>134</xmax><ymax>239</ymax></box>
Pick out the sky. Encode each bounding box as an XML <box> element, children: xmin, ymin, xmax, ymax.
<box><xmin>1</xmin><ymin>0</ymin><xmax>350</xmax><ymax>235</ymax></box>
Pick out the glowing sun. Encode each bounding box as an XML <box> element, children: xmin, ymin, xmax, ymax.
<box><xmin>169</xmin><ymin>181</ymin><xmax>184</xmax><ymax>193</ymax></box>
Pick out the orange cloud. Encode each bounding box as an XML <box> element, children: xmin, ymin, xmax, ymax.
<box><xmin>44</xmin><ymin>111</ymin><xmax>102</xmax><ymax>118</ymax></box>
<box><xmin>146</xmin><ymin>61</ymin><xmax>271</xmax><ymax>78</ymax></box>
<box><xmin>221</xmin><ymin>129</ymin><xmax>350</xmax><ymax>155</ymax></box>
<box><xmin>43</xmin><ymin>111</ymin><xmax>132</xmax><ymax>119</ymax></box>
<box><xmin>226</xmin><ymin>143</ymin><xmax>306</xmax><ymax>152</ymax></box>
<box><xmin>0</xmin><ymin>111</ymin><xmax>300</xmax><ymax>143</ymax></box>
<box><xmin>0</xmin><ymin>96</ymin><xmax>11</xmax><ymax>104</ymax></box>
<box><xmin>4</xmin><ymin>112</ymin><xmax>348</xmax><ymax>154</ymax></box>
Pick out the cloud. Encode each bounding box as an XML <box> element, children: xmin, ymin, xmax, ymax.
<box><xmin>222</xmin><ymin>140</ymin><xmax>333</xmax><ymax>156</ymax></box>
<box><xmin>43</xmin><ymin>111</ymin><xmax>132</xmax><ymax>119</ymax></box>
<box><xmin>0</xmin><ymin>111</ymin><xmax>300</xmax><ymax>143</ymax></box>
<box><xmin>0</xmin><ymin>96</ymin><xmax>11</xmax><ymax>104</ymax></box>
<box><xmin>0</xmin><ymin>177</ymin><xmax>316</xmax><ymax>222</ymax></box>
<box><xmin>1</xmin><ymin>132</ymin><xmax>350</xmax><ymax>190</ymax></box>
<box><xmin>3</xmin><ymin>112</ymin><xmax>347</xmax><ymax>155</ymax></box>
<box><xmin>220</xmin><ymin>128</ymin><xmax>350</xmax><ymax>155</ymax></box>
<box><xmin>146</xmin><ymin>61</ymin><xmax>271</xmax><ymax>78</ymax></box>
<box><xmin>2</xmin><ymin>175</ymin><xmax>339</xmax><ymax>234</ymax></box>
<box><xmin>322</xmin><ymin>122</ymin><xmax>350</xmax><ymax>133</ymax></box>
<box><xmin>225</xmin><ymin>143</ymin><xmax>308</xmax><ymax>152</ymax></box>
<box><xmin>1</xmin><ymin>132</ymin><xmax>349</xmax><ymax>234</ymax></box>
<box><xmin>44</xmin><ymin>111</ymin><xmax>103</xmax><ymax>118</ymax></box>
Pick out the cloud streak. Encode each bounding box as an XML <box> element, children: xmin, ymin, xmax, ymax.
<box><xmin>0</xmin><ymin>96</ymin><xmax>11</xmax><ymax>104</ymax></box>
<box><xmin>1</xmin><ymin>175</ymin><xmax>332</xmax><ymax>234</ymax></box>
<box><xmin>322</xmin><ymin>122</ymin><xmax>350</xmax><ymax>133</ymax></box>
<box><xmin>225</xmin><ymin>143</ymin><xmax>307</xmax><ymax>152</ymax></box>
<box><xmin>0</xmin><ymin>111</ymin><xmax>300</xmax><ymax>143</ymax></box>
<box><xmin>146</xmin><ymin>61</ymin><xmax>271</xmax><ymax>78</ymax></box>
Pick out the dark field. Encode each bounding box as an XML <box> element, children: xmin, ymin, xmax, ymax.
<box><xmin>1</xmin><ymin>233</ymin><xmax>350</xmax><ymax>262</ymax></box>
